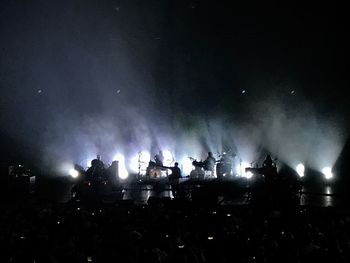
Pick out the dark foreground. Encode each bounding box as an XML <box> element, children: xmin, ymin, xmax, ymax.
<box><xmin>1</xmin><ymin>191</ymin><xmax>350</xmax><ymax>263</ymax></box>
<box><xmin>2</xmin><ymin>173</ymin><xmax>350</xmax><ymax>263</ymax></box>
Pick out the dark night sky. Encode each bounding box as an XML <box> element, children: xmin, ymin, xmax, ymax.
<box><xmin>0</xmin><ymin>0</ymin><xmax>349</xmax><ymax>171</ymax></box>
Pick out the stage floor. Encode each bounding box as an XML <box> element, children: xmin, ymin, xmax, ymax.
<box><xmin>31</xmin><ymin>176</ymin><xmax>349</xmax><ymax>208</ymax></box>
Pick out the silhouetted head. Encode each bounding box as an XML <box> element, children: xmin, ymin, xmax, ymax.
<box><xmin>91</xmin><ymin>159</ymin><xmax>99</xmax><ymax>167</ymax></box>
<box><xmin>175</xmin><ymin>162</ymin><xmax>179</xmax><ymax>167</ymax></box>
<box><xmin>265</xmin><ymin>155</ymin><xmax>272</xmax><ymax>161</ymax></box>
<box><xmin>264</xmin><ymin>155</ymin><xmax>273</xmax><ymax>166</ymax></box>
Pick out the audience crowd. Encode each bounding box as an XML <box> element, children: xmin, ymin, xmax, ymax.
<box><xmin>1</xmin><ymin>196</ymin><xmax>350</xmax><ymax>263</ymax></box>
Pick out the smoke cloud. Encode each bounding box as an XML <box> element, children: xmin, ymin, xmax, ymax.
<box><xmin>0</xmin><ymin>1</ymin><xmax>347</xmax><ymax>177</ymax></box>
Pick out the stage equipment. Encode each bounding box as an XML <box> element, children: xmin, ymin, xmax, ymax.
<box><xmin>215</xmin><ymin>152</ymin><xmax>234</xmax><ymax>178</ymax></box>
<box><xmin>8</xmin><ymin>164</ymin><xmax>36</xmax><ymax>195</ymax></box>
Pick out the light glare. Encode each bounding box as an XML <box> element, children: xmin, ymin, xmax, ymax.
<box><xmin>296</xmin><ymin>163</ymin><xmax>305</xmax><ymax>177</ymax></box>
<box><xmin>162</xmin><ymin>150</ymin><xmax>174</xmax><ymax>167</ymax></box>
<box><xmin>113</xmin><ymin>153</ymin><xmax>129</xmax><ymax>179</ymax></box>
<box><xmin>69</xmin><ymin>168</ymin><xmax>79</xmax><ymax>178</ymax></box>
<box><xmin>236</xmin><ymin>161</ymin><xmax>253</xmax><ymax>179</ymax></box>
<box><xmin>322</xmin><ymin>167</ymin><xmax>333</xmax><ymax>180</ymax></box>
<box><xmin>181</xmin><ymin>156</ymin><xmax>193</xmax><ymax>176</ymax></box>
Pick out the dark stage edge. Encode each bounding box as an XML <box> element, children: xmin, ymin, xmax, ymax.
<box><xmin>5</xmin><ymin>175</ymin><xmax>348</xmax><ymax>210</ymax></box>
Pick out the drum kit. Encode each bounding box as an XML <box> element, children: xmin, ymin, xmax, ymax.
<box><xmin>189</xmin><ymin>164</ymin><xmax>205</xmax><ymax>179</ymax></box>
<box><xmin>216</xmin><ymin>152</ymin><xmax>235</xmax><ymax>178</ymax></box>
<box><xmin>190</xmin><ymin>152</ymin><xmax>236</xmax><ymax>179</ymax></box>
<box><xmin>189</xmin><ymin>158</ymin><xmax>212</xmax><ymax>178</ymax></box>
<box><xmin>137</xmin><ymin>151</ymin><xmax>237</xmax><ymax>179</ymax></box>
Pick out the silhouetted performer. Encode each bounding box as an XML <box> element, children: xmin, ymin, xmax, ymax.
<box><xmin>261</xmin><ymin>155</ymin><xmax>280</xmax><ymax>206</ymax></box>
<box><xmin>263</xmin><ymin>155</ymin><xmax>273</xmax><ymax>167</ymax></box>
<box><xmin>106</xmin><ymin>161</ymin><xmax>119</xmax><ymax>186</ymax></box>
<box><xmin>262</xmin><ymin>155</ymin><xmax>277</xmax><ymax>183</ymax></box>
<box><xmin>203</xmin><ymin>152</ymin><xmax>216</xmax><ymax>173</ymax></box>
<box><xmin>86</xmin><ymin>155</ymin><xmax>105</xmax><ymax>181</ymax></box>
<box><xmin>245</xmin><ymin>155</ymin><xmax>279</xmax><ymax>206</ymax></box>
<box><xmin>216</xmin><ymin>152</ymin><xmax>234</xmax><ymax>178</ymax></box>
<box><xmin>167</xmin><ymin>162</ymin><xmax>181</xmax><ymax>197</ymax></box>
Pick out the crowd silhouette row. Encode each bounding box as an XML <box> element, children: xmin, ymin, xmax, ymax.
<box><xmin>1</xmin><ymin>197</ymin><xmax>350</xmax><ymax>263</ymax></box>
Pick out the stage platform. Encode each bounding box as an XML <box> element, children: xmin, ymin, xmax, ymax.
<box><xmin>20</xmin><ymin>174</ymin><xmax>349</xmax><ymax>209</ymax></box>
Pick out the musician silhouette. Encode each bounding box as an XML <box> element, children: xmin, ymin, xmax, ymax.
<box><xmin>167</xmin><ymin>162</ymin><xmax>181</xmax><ymax>197</ymax></box>
<box><xmin>262</xmin><ymin>155</ymin><xmax>277</xmax><ymax>185</ymax></box>
<box><xmin>263</xmin><ymin>155</ymin><xmax>273</xmax><ymax>167</ymax></box>
<box><xmin>86</xmin><ymin>155</ymin><xmax>105</xmax><ymax>181</ymax></box>
<box><xmin>203</xmin><ymin>152</ymin><xmax>216</xmax><ymax>173</ymax></box>
<box><xmin>245</xmin><ymin>154</ymin><xmax>277</xmax><ymax>181</ymax></box>
<box><xmin>106</xmin><ymin>160</ymin><xmax>119</xmax><ymax>185</ymax></box>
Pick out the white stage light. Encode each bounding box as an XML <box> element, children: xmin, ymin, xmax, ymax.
<box><xmin>119</xmin><ymin>168</ymin><xmax>129</xmax><ymax>180</ymax></box>
<box><xmin>69</xmin><ymin>168</ymin><xmax>79</xmax><ymax>178</ymax></box>
<box><xmin>163</xmin><ymin>150</ymin><xmax>174</xmax><ymax>167</ymax></box>
<box><xmin>113</xmin><ymin>153</ymin><xmax>122</xmax><ymax>162</ymax></box>
<box><xmin>140</xmin><ymin>151</ymin><xmax>151</xmax><ymax>163</ymax></box>
<box><xmin>129</xmin><ymin>151</ymin><xmax>150</xmax><ymax>175</ymax></box>
<box><xmin>181</xmin><ymin>156</ymin><xmax>193</xmax><ymax>176</ymax></box>
<box><xmin>129</xmin><ymin>155</ymin><xmax>139</xmax><ymax>173</ymax></box>
<box><xmin>236</xmin><ymin>161</ymin><xmax>253</xmax><ymax>179</ymax></box>
<box><xmin>113</xmin><ymin>153</ymin><xmax>129</xmax><ymax>179</ymax></box>
<box><xmin>245</xmin><ymin>171</ymin><xmax>253</xmax><ymax>179</ymax></box>
<box><xmin>322</xmin><ymin>167</ymin><xmax>333</xmax><ymax>180</ymax></box>
<box><xmin>296</xmin><ymin>163</ymin><xmax>305</xmax><ymax>177</ymax></box>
